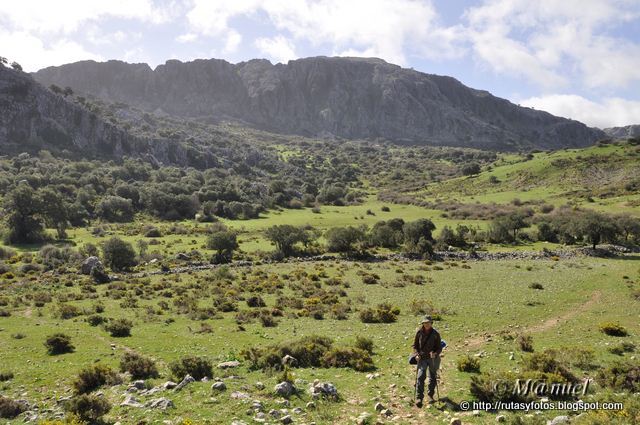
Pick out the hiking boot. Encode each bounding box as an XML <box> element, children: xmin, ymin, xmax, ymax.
<box><xmin>415</xmin><ymin>399</ymin><xmax>423</xmax><ymax>408</ymax></box>
<box><xmin>427</xmin><ymin>393</ymin><xmax>435</xmax><ymax>403</ymax></box>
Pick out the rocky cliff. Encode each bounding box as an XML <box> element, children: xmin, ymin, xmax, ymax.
<box><xmin>604</xmin><ymin>125</ymin><xmax>640</xmax><ymax>139</ymax></box>
<box><xmin>0</xmin><ymin>65</ymin><xmax>192</xmax><ymax>164</ymax></box>
<box><xmin>34</xmin><ymin>56</ymin><xmax>605</xmax><ymax>151</ymax></box>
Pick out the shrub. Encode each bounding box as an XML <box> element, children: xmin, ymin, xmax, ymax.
<box><xmin>55</xmin><ymin>303</ymin><xmax>82</xmax><ymax>319</ymax></box>
<box><xmin>246</xmin><ymin>296</ymin><xmax>266</xmax><ymax>308</ymax></box>
<box><xmin>354</xmin><ymin>336</ymin><xmax>374</xmax><ymax>354</ymax></box>
<box><xmin>470</xmin><ymin>370</ymin><xmax>565</xmax><ymax>403</ymax></box>
<box><xmin>86</xmin><ymin>314</ymin><xmax>107</xmax><ymax>327</ymax></box>
<box><xmin>457</xmin><ymin>355</ymin><xmax>481</xmax><ymax>373</ymax></box>
<box><xmin>381</xmin><ymin>206</ymin><xmax>390</xmax><ymax>212</ymax></box>
<box><xmin>241</xmin><ymin>335</ymin><xmax>334</xmax><ymax>370</ymax></box>
<box><xmin>260</xmin><ymin>313</ymin><xmax>278</xmax><ymax>327</ymax></box>
<box><xmin>101</xmin><ymin>237</ymin><xmax>136</xmax><ymax>271</ymax></box>
<box><xmin>608</xmin><ymin>342</ymin><xmax>636</xmax><ymax>356</ymax></box>
<box><xmin>105</xmin><ymin>318</ymin><xmax>133</xmax><ymax>337</ymax></box>
<box><xmin>120</xmin><ymin>352</ymin><xmax>159</xmax><ymax>379</ymax></box>
<box><xmin>39</xmin><ymin>245</ymin><xmax>81</xmax><ymax>270</ymax></box>
<box><xmin>169</xmin><ymin>356</ymin><xmax>212</xmax><ymax>380</ymax></box>
<box><xmin>597</xmin><ymin>361</ymin><xmax>640</xmax><ymax>392</ymax></box>
<box><xmin>73</xmin><ymin>364</ymin><xmax>121</xmax><ymax>394</ymax></box>
<box><xmin>321</xmin><ymin>347</ymin><xmax>374</xmax><ymax>371</ymax></box>
<box><xmin>45</xmin><ymin>333</ymin><xmax>74</xmax><ymax>355</ymax></box>
<box><xmin>599</xmin><ymin>322</ymin><xmax>628</xmax><ymax>337</ymax></box>
<box><xmin>359</xmin><ymin>303</ymin><xmax>400</xmax><ymax>323</ymax></box>
<box><xmin>64</xmin><ymin>394</ymin><xmax>111</xmax><ymax>422</ymax></box>
<box><xmin>0</xmin><ymin>371</ymin><xmax>13</xmax><ymax>382</ymax></box>
<box><xmin>0</xmin><ymin>396</ymin><xmax>26</xmax><ymax>419</ymax></box>
<box><xmin>362</xmin><ymin>274</ymin><xmax>378</xmax><ymax>285</ymax></box>
<box><xmin>528</xmin><ymin>282</ymin><xmax>544</xmax><ymax>290</ymax></box>
<box><xmin>523</xmin><ymin>351</ymin><xmax>576</xmax><ymax>382</ymax></box>
<box><xmin>517</xmin><ymin>334</ymin><xmax>534</xmax><ymax>352</ymax></box>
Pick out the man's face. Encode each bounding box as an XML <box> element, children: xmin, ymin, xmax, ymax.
<box><xmin>422</xmin><ymin>322</ymin><xmax>432</xmax><ymax>330</ymax></box>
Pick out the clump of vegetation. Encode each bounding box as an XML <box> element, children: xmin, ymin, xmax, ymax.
<box><xmin>359</xmin><ymin>303</ymin><xmax>400</xmax><ymax>323</ymax></box>
<box><xmin>86</xmin><ymin>314</ymin><xmax>107</xmax><ymax>327</ymax></box>
<box><xmin>599</xmin><ymin>322</ymin><xmax>629</xmax><ymax>337</ymax></box>
<box><xmin>321</xmin><ymin>347</ymin><xmax>374</xmax><ymax>371</ymax></box>
<box><xmin>0</xmin><ymin>396</ymin><xmax>26</xmax><ymax>419</ymax></box>
<box><xmin>517</xmin><ymin>334</ymin><xmax>534</xmax><ymax>352</ymax></box>
<box><xmin>597</xmin><ymin>361</ymin><xmax>640</xmax><ymax>392</ymax></box>
<box><xmin>457</xmin><ymin>355</ymin><xmax>481</xmax><ymax>373</ymax></box>
<box><xmin>120</xmin><ymin>352</ymin><xmax>159</xmax><ymax>379</ymax></box>
<box><xmin>0</xmin><ymin>371</ymin><xmax>14</xmax><ymax>382</ymax></box>
<box><xmin>105</xmin><ymin>318</ymin><xmax>133</xmax><ymax>337</ymax></box>
<box><xmin>354</xmin><ymin>336</ymin><xmax>374</xmax><ymax>354</ymax></box>
<box><xmin>528</xmin><ymin>282</ymin><xmax>544</xmax><ymax>290</ymax></box>
<box><xmin>522</xmin><ymin>350</ymin><xmax>576</xmax><ymax>382</ymax></box>
<box><xmin>608</xmin><ymin>342</ymin><xmax>636</xmax><ymax>356</ymax></box>
<box><xmin>44</xmin><ymin>333</ymin><xmax>74</xmax><ymax>355</ymax></box>
<box><xmin>102</xmin><ymin>237</ymin><xmax>137</xmax><ymax>271</ymax></box>
<box><xmin>169</xmin><ymin>356</ymin><xmax>212</xmax><ymax>381</ymax></box>
<box><xmin>64</xmin><ymin>394</ymin><xmax>111</xmax><ymax>422</ymax></box>
<box><xmin>241</xmin><ymin>335</ymin><xmax>375</xmax><ymax>372</ymax></box>
<box><xmin>54</xmin><ymin>303</ymin><xmax>82</xmax><ymax>320</ymax></box>
<box><xmin>73</xmin><ymin>364</ymin><xmax>121</xmax><ymax>394</ymax></box>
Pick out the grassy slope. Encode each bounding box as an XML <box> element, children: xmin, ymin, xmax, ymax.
<box><xmin>0</xmin><ymin>257</ymin><xmax>638</xmax><ymax>424</ymax></box>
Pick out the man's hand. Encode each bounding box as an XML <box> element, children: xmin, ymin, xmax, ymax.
<box><xmin>429</xmin><ymin>351</ymin><xmax>436</xmax><ymax>359</ymax></box>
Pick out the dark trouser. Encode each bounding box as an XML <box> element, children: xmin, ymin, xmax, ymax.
<box><xmin>415</xmin><ymin>355</ymin><xmax>440</xmax><ymax>400</ymax></box>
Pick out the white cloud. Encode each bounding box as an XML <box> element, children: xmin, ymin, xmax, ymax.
<box><xmin>177</xmin><ymin>33</ymin><xmax>198</xmax><ymax>43</ymax></box>
<box><xmin>0</xmin><ymin>30</ymin><xmax>102</xmax><ymax>71</ymax></box>
<box><xmin>519</xmin><ymin>94</ymin><xmax>640</xmax><ymax>128</ymax></box>
<box><xmin>255</xmin><ymin>35</ymin><xmax>296</xmax><ymax>63</ymax></box>
<box><xmin>464</xmin><ymin>0</ymin><xmax>640</xmax><ymax>89</ymax></box>
<box><xmin>0</xmin><ymin>0</ymin><xmax>169</xmax><ymax>34</ymax></box>
<box><xmin>185</xmin><ymin>0</ymin><xmax>465</xmax><ymax>66</ymax></box>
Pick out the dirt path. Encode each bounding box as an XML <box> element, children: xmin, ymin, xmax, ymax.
<box><xmin>463</xmin><ymin>290</ymin><xmax>602</xmax><ymax>350</ymax></box>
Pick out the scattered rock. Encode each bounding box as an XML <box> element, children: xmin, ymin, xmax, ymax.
<box><xmin>163</xmin><ymin>381</ymin><xmax>177</xmax><ymax>390</ymax></box>
<box><xmin>356</xmin><ymin>412</ymin><xmax>372</xmax><ymax>425</ymax></box>
<box><xmin>211</xmin><ymin>381</ymin><xmax>226</xmax><ymax>391</ymax></box>
<box><xmin>281</xmin><ymin>415</ymin><xmax>293</xmax><ymax>424</ymax></box>
<box><xmin>130</xmin><ymin>380</ymin><xmax>146</xmax><ymax>390</ymax></box>
<box><xmin>450</xmin><ymin>418</ymin><xmax>462</xmax><ymax>425</ymax></box>
<box><xmin>282</xmin><ymin>354</ymin><xmax>298</xmax><ymax>367</ymax></box>
<box><xmin>496</xmin><ymin>415</ymin><xmax>506</xmax><ymax>422</ymax></box>
<box><xmin>176</xmin><ymin>252</ymin><xmax>190</xmax><ymax>260</ymax></box>
<box><xmin>230</xmin><ymin>391</ymin><xmax>250</xmax><ymax>399</ymax></box>
<box><xmin>275</xmin><ymin>381</ymin><xmax>295</xmax><ymax>397</ymax></box>
<box><xmin>374</xmin><ymin>402</ymin><xmax>385</xmax><ymax>412</ymax></box>
<box><xmin>254</xmin><ymin>381</ymin><xmax>265</xmax><ymax>390</ymax></box>
<box><xmin>309</xmin><ymin>382</ymin><xmax>338</xmax><ymax>399</ymax></box>
<box><xmin>380</xmin><ymin>409</ymin><xmax>392</xmax><ymax>417</ymax></box>
<box><xmin>218</xmin><ymin>360</ymin><xmax>241</xmax><ymax>369</ymax></box>
<box><xmin>306</xmin><ymin>401</ymin><xmax>316</xmax><ymax>410</ymax></box>
<box><xmin>549</xmin><ymin>416</ymin><xmax>570</xmax><ymax>425</ymax></box>
<box><xmin>121</xmin><ymin>395</ymin><xmax>143</xmax><ymax>408</ymax></box>
<box><xmin>144</xmin><ymin>398</ymin><xmax>174</xmax><ymax>410</ymax></box>
<box><xmin>80</xmin><ymin>256</ymin><xmax>101</xmax><ymax>275</ymax></box>
<box><xmin>174</xmin><ymin>374</ymin><xmax>195</xmax><ymax>391</ymax></box>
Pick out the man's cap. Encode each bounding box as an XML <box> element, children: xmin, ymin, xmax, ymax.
<box><xmin>421</xmin><ymin>315</ymin><xmax>433</xmax><ymax>323</ymax></box>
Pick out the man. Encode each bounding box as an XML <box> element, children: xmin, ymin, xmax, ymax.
<box><xmin>412</xmin><ymin>315</ymin><xmax>442</xmax><ymax>407</ymax></box>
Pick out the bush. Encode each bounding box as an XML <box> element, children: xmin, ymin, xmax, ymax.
<box><xmin>359</xmin><ymin>303</ymin><xmax>400</xmax><ymax>323</ymax></box>
<box><xmin>246</xmin><ymin>296</ymin><xmax>266</xmax><ymax>308</ymax></box>
<box><xmin>597</xmin><ymin>361</ymin><xmax>640</xmax><ymax>392</ymax></box>
<box><xmin>517</xmin><ymin>334</ymin><xmax>534</xmax><ymax>352</ymax></box>
<box><xmin>354</xmin><ymin>336</ymin><xmax>374</xmax><ymax>354</ymax></box>
<box><xmin>105</xmin><ymin>318</ymin><xmax>133</xmax><ymax>337</ymax></box>
<box><xmin>64</xmin><ymin>394</ymin><xmax>111</xmax><ymax>422</ymax></box>
<box><xmin>73</xmin><ymin>364</ymin><xmax>121</xmax><ymax>394</ymax></box>
<box><xmin>120</xmin><ymin>352</ymin><xmax>159</xmax><ymax>379</ymax></box>
<box><xmin>45</xmin><ymin>333</ymin><xmax>74</xmax><ymax>355</ymax></box>
<box><xmin>470</xmin><ymin>370</ymin><xmax>565</xmax><ymax>403</ymax></box>
<box><xmin>608</xmin><ymin>342</ymin><xmax>636</xmax><ymax>356</ymax></box>
<box><xmin>599</xmin><ymin>322</ymin><xmax>628</xmax><ymax>337</ymax></box>
<box><xmin>0</xmin><ymin>396</ymin><xmax>26</xmax><ymax>419</ymax></box>
<box><xmin>241</xmin><ymin>335</ymin><xmax>334</xmax><ymax>370</ymax></box>
<box><xmin>528</xmin><ymin>282</ymin><xmax>544</xmax><ymax>290</ymax></box>
<box><xmin>0</xmin><ymin>371</ymin><xmax>13</xmax><ymax>382</ymax></box>
<box><xmin>86</xmin><ymin>314</ymin><xmax>107</xmax><ymax>327</ymax></box>
<box><xmin>457</xmin><ymin>355</ymin><xmax>481</xmax><ymax>373</ymax></box>
<box><xmin>169</xmin><ymin>356</ymin><xmax>212</xmax><ymax>380</ymax></box>
<box><xmin>55</xmin><ymin>303</ymin><xmax>82</xmax><ymax>319</ymax></box>
<box><xmin>102</xmin><ymin>237</ymin><xmax>136</xmax><ymax>271</ymax></box>
<box><xmin>321</xmin><ymin>347</ymin><xmax>374</xmax><ymax>371</ymax></box>
<box><xmin>523</xmin><ymin>351</ymin><xmax>576</xmax><ymax>382</ymax></box>
<box><xmin>39</xmin><ymin>245</ymin><xmax>81</xmax><ymax>270</ymax></box>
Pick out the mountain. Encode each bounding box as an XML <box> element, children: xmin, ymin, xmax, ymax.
<box><xmin>0</xmin><ymin>64</ymin><xmax>196</xmax><ymax>164</ymax></box>
<box><xmin>33</xmin><ymin>56</ymin><xmax>605</xmax><ymax>151</ymax></box>
<box><xmin>604</xmin><ymin>125</ymin><xmax>640</xmax><ymax>139</ymax></box>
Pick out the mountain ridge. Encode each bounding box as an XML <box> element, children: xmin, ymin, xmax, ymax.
<box><xmin>33</xmin><ymin>56</ymin><xmax>605</xmax><ymax>151</ymax></box>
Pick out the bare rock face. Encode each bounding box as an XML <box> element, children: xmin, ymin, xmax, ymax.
<box><xmin>604</xmin><ymin>125</ymin><xmax>640</xmax><ymax>139</ymax></box>
<box><xmin>33</xmin><ymin>56</ymin><xmax>605</xmax><ymax>151</ymax></box>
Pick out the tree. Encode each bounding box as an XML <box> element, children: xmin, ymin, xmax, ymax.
<box><xmin>63</xmin><ymin>86</ymin><xmax>74</xmax><ymax>97</ymax></box>
<box><xmin>264</xmin><ymin>224</ymin><xmax>314</xmax><ymax>257</ymax></box>
<box><xmin>3</xmin><ymin>183</ymin><xmax>46</xmax><ymax>244</ymax></box>
<box><xmin>207</xmin><ymin>230</ymin><xmax>238</xmax><ymax>263</ymax></box>
<box><xmin>369</xmin><ymin>220</ymin><xmax>403</xmax><ymax>248</ymax></box>
<box><xmin>0</xmin><ymin>56</ymin><xmax>8</xmax><ymax>66</ymax></box>
<box><xmin>49</xmin><ymin>84</ymin><xmax>63</xmax><ymax>95</ymax></box>
<box><xmin>503</xmin><ymin>212</ymin><xmax>529</xmax><ymax>240</ymax></box>
<box><xmin>101</xmin><ymin>237</ymin><xmax>136</xmax><ymax>271</ymax></box>
<box><xmin>573</xmin><ymin>211</ymin><xmax>619</xmax><ymax>249</ymax></box>
<box><xmin>10</xmin><ymin>61</ymin><xmax>22</xmax><ymax>71</ymax></box>
<box><xmin>462</xmin><ymin>163</ymin><xmax>481</xmax><ymax>176</ymax></box>
<box><xmin>325</xmin><ymin>226</ymin><xmax>366</xmax><ymax>253</ymax></box>
<box><xmin>402</xmin><ymin>219</ymin><xmax>436</xmax><ymax>256</ymax></box>
<box><xmin>96</xmin><ymin>196</ymin><xmax>134</xmax><ymax>222</ymax></box>
<box><xmin>615</xmin><ymin>214</ymin><xmax>640</xmax><ymax>243</ymax></box>
<box><xmin>39</xmin><ymin>188</ymin><xmax>70</xmax><ymax>239</ymax></box>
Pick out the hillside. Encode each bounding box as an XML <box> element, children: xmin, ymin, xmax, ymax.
<box><xmin>33</xmin><ymin>56</ymin><xmax>605</xmax><ymax>151</ymax></box>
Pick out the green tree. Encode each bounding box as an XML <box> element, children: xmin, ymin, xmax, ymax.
<box><xmin>402</xmin><ymin>219</ymin><xmax>436</xmax><ymax>256</ymax></box>
<box><xmin>573</xmin><ymin>211</ymin><xmax>619</xmax><ymax>249</ymax></box>
<box><xmin>39</xmin><ymin>188</ymin><xmax>70</xmax><ymax>239</ymax></box>
<box><xmin>3</xmin><ymin>183</ymin><xmax>46</xmax><ymax>244</ymax></box>
<box><xmin>264</xmin><ymin>224</ymin><xmax>314</xmax><ymax>256</ymax></box>
<box><xmin>615</xmin><ymin>214</ymin><xmax>640</xmax><ymax>243</ymax></box>
<box><xmin>325</xmin><ymin>226</ymin><xmax>366</xmax><ymax>253</ymax></box>
<box><xmin>207</xmin><ymin>230</ymin><xmax>238</xmax><ymax>263</ymax></box>
<box><xmin>101</xmin><ymin>237</ymin><xmax>136</xmax><ymax>271</ymax></box>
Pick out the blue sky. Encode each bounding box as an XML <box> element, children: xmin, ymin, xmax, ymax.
<box><xmin>1</xmin><ymin>0</ymin><xmax>639</xmax><ymax>128</ymax></box>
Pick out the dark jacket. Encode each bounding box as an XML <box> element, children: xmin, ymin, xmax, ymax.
<box><xmin>413</xmin><ymin>327</ymin><xmax>442</xmax><ymax>357</ymax></box>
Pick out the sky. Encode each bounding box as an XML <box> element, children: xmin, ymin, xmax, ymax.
<box><xmin>1</xmin><ymin>0</ymin><xmax>639</xmax><ymax>129</ymax></box>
